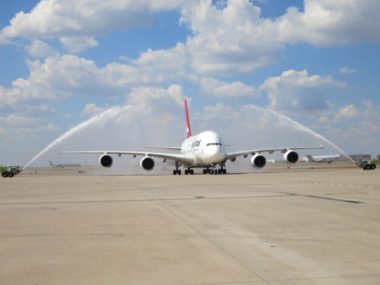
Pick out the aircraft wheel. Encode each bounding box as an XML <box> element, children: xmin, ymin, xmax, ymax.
<box><xmin>2</xmin><ymin>172</ymin><xmax>8</xmax><ymax>178</ymax></box>
<box><xmin>203</xmin><ymin>169</ymin><xmax>207</xmax><ymax>174</ymax></box>
<box><xmin>178</xmin><ymin>170</ymin><xmax>181</xmax><ymax>175</ymax></box>
<box><xmin>185</xmin><ymin>170</ymin><xmax>189</xmax><ymax>175</ymax></box>
<box><xmin>223</xmin><ymin>169</ymin><xmax>227</xmax><ymax>174</ymax></box>
<box><xmin>8</xmin><ymin>172</ymin><xmax>14</xmax><ymax>177</ymax></box>
<box><xmin>173</xmin><ymin>170</ymin><xmax>177</xmax><ymax>175</ymax></box>
<box><xmin>190</xmin><ymin>169</ymin><xmax>194</xmax><ymax>175</ymax></box>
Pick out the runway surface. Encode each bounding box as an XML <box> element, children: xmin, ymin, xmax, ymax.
<box><xmin>1</xmin><ymin>168</ymin><xmax>379</xmax><ymax>284</ymax></box>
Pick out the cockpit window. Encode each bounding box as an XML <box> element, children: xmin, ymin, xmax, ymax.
<box><xmin>206</xmin><ymin>143</ymin><xmax>222</xmax><ymax>146</ymax></box>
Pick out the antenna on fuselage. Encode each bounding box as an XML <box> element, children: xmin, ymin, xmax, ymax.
<box><xmin>184</xmin><ymin>99</ymin><xmax>192</xmax><ymax>138</ymax></box>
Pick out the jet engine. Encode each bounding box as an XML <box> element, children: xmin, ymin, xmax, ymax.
<box><xmin>251</xmin><ymin>154</ymin><xmax>266</xmax><ymax>169</ymax></box>
<box><xmin>140</xmin><ymin>156</ymin><xmax>155</xmax><ymax>171</ymax></box>
<box><xmin>99</xmin><ymin>154</ymin><xmax>113</xmax><ymax>168</ymax></box>
<box><xmin>284</xmin><ymin>150</ymin><xmax>299</xmax><ymax>163</ymax></box>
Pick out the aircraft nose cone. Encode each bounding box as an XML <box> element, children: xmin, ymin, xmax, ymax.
<box><xmin>209</xmin><ymin>147</ymin><xmax>224</xmax><ymax>162</ymax></box>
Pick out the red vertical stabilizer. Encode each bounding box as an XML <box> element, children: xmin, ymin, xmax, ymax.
<box><xmin>184</xmin><ymin>99</ymin><xmax>192</xmax><ymax>138</ymax></box>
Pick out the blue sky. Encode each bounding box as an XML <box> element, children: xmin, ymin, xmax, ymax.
<box><xmin>0</xmin><ymin>0</ymin><xmax>379</xmax><ymax>166</ymax></box>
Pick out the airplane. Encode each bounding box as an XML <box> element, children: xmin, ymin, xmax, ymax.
<box><xmin>49</xmin><ymin>161</ymin><xmax>81</xmax><ymax>168</ymax></box>
<box><xmin>301</xmin><ymin>154</ymin><xmax>341</xmax><ymax>164</ymax></box>
<box><xmin>62</xmin><ymin>99</ymin><xmax>323</xmax><ymax>175</ymax></box>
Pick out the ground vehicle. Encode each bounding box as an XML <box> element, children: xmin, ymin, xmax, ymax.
<box><xmin>1</xmin><ymin>166</ymin><xmax>22</xmax><ymax>178</ymax></box>
<box><xmin>357</xmin><ymin>160</ymin><xmax>377</xmax><ymax>170</ymax></box>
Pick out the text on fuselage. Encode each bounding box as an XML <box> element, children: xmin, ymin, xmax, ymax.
<box><xmin>191</xmin><ymin>140</ymin><xmax>201</xmax><ymax>148</ymax></box>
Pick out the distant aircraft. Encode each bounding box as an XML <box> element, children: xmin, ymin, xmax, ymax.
<box><xmin>62</xmin><ymin>100</ymin><xmax>322</xmax><ymax>175</ymax></box>
<box><xmin>49</xmin><ymin>161</ymin><xmax>81</xmax><ymax>168</ymax></box>
<box><xmin>302</xmin><ymin>154</ymin><xmax>341</xmax><ymax>164</ymax></box>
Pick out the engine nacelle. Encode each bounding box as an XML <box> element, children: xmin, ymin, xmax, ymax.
<box><xmin>140</xmin><ymin>156</ymin><xmax>155</xmax><ymax>171</ymax></box>
<box><xmin>251</xmin><ymin>154</ymin><xmax>266</xmax><ymax>169</ymax></box>
<box><xmin>99</xmin><ymin>154</ymin><xmax>113</xmax><ymax>168</ymax></box>
<box><xmin>284</xmin><ymin>150</ymin><xmax>299</xmax><ymax>164</ymax></box>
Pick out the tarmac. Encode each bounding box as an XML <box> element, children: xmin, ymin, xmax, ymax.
<box><xmin>0</xmin><ymin>167</ymin><xmax>379</xmax><ymax>284</ymax></box>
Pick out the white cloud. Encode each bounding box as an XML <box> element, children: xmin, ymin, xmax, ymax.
<box><xmin>335</xmin><ymin>104</ymin><xmax>358</xmax><ymax>121</ymax></box>
<box><xmin>2</xmin><ymin>0</ymin><xmax>379</xmax><ymax>75</ymax></box>
<box><xmin>27</xmin><ymin>40</ymin><xmax>58</xmax><ymax>58</ymax></box>
<box><xmin>1</xmin><ymin>0</ymin><xmax>282</xmax><ymax>74</ymax></box>
<box><xmin>0</xmin><ymin>52</ymin><xmax>193</xmax><ymax>109</ymax></box>
<box><xmin>339</xmin><ymin>67</ymin><xmax>356</xmax><ymax>75</ymax></box>
<box><xmin>132</xmin><ymin>0</ymin><xmax>380</xmax><ymax>77</ymax></box>
<box><xmin>200</xmin><ymin>77</ymin><xmax>259</xmax><ymax>98</ymax></box>
<box><xmin>126</xmin><ymin>1</ymin><xmax>276</xmax><ymax>76</ymax></box>
<box><xmin>81</xmin><ymin>103</ymin><xmax>107</xmax><ymax>117</ymax></box>
<box><xmin>0</xmin><ymin>55</ymin><xmax>96</xmax><ymax>107</ymax></box>
<box><xmin>276</xmin><ymin>0</ymin><xmax>380</xmax><ymax>46</ymax></box>
<box><xmin>0</xmin><ymin>0</ymin><xmax>185</xmax><ymax>51</ymax></box>
<box><xmin>0</xmin><ymin>114</ymin><xmax>40</xmax><ymax>127</ymax></box>
<box><xmin>126</xmin><ymin>44</ymin><xmax>190</xmax><ymax>84</ymax></box>
<box><xmin>128</xmin><ymin>84</ymin><xmax>184</xmax><ymax>107</ymax></box>
<box><xmin>261</xmin><ymin>69</ymin><xmax>345</xmax><ymax>111</ymax></box>
<box><xmin>63</xmin><ymin>113</ymin><xmax>74</xmax><ymax>120</ymax></box>
<box><xmin>5</xmin><ymin>0</ymin><xmax>379</xmax><ymax>49</ymax></box>
<box><xmin>0</xmin><ymin>33</ymin><xmax>9</xmax><ymax>44</ymax></box>
<box><xmin>318</xmin><ymin>115</ymin><xmax>329</xmax><ymax>125</ymax></box>
<box><xmin>0</xmin><ymin>127</ymin><xmax>7</xmax><ymax>136</ymax></box>
<box><xmin>0</xmin><ymin>54</ymin><xmax>125</xmax><ymax>108</ymax></box>
<box><xmin>179</xmin><ymin>0</ymin><xmax>281</xmax><ymax>74</ymax></box>
<box><xmin>59</xmin><ymin>36</ymin><xmax>98</xmax><ymax>53</ymax></box>
<box><xmin>318</xmin><ymin>100</ymin><xmax>380</xmax><ymax>154</ymax></box>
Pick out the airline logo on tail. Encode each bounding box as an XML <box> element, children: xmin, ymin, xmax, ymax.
<box><xmin>184</xmin><ymin>99</ymin><xmax>192</xmax><ymax>138</ymax></box>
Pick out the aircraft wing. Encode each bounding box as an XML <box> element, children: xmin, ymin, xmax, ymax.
<box><xmin>61</xmin><ymin>150</ymin><xmax>194</xmax><ymax>165</ymax></box>
<box><xmin>225</xmin><ymin>146</ymin><xmax>323</xmax><ymax>161</ymax></box>
<box><xmin>313</xmin><ymin>154</ymin><xmax>340</xmax><ymax>160</ymax></box>
<box><xmin>303</xmin><ymin>154</ymin><xmax>341</xmax><ymax>162</ymax></box>
<box><xmin>143</xmin><ymin>146</ymin><xmax>182</xmax><ymax>151</ymax></box>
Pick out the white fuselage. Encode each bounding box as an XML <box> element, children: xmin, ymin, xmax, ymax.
<box><xmin>180</xmin><ymin>130</ymin><xmax>226</xmax><ymax>167</ymax></box>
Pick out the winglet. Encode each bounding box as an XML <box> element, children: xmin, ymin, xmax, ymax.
<box><xmin>184</xmin><ymin>99</ymin><xmax>192</xmax><ymax>138</ymax></box>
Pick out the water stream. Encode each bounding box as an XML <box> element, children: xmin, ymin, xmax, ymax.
<box><xmin>260</xmin><ymin>106</ymin><xmax>355</xmax><ymax>163</ymax></box>
<box><xmin>23</xmin><ymin>106</ymin><xmax>128</xmax><ymax>170</ymax></box>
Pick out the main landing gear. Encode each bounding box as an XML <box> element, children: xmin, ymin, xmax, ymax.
<box><xmin>173</xmin><ymin>162</ymin><xmax>227</xmax><ymax>175</ymax></box>
<box><xmin>202</xmin><ymin>166</ymin><xmax>227</xmax><ymax>175</ymax></box>
<box><xmin>173</xmin><ymin>161</ymin><xmax>181</xmax><ymax>175</ymax></box>
<box><xmin>173</xmin><ymin>161</ymin><xmax>195</xmax><ymax>175</ymax></box>
<box><xmin>173</xmin><ymin>168</ymin><xmax>194</xmax><ymax>175</ymax></box>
